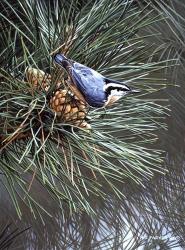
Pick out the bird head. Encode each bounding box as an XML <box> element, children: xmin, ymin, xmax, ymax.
<box><xmin>104</xmin><ymin>83</ymin><xmax>140</xmax><ymax>106</ymax></box>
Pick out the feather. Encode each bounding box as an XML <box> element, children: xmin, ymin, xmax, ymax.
<box><xmin>54</xmin><ymin>53</ymin><xmax>139</xmax><ymax>108</ymax></box>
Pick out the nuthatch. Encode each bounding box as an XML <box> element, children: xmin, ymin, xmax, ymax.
<box><xmin>54</xmin><ymin>53</ymin><xmax>139</xmax><ymax>108</ymax></box>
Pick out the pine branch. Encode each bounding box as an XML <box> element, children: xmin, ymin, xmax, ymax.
<box><xmin>0</xmin><ymin>0</ymin><xmax>171</xmax><ymax>218</ymax></box>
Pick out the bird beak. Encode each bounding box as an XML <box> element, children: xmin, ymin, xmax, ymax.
<box><xmin>130</xmin><ymin>89</ymin><xmax>140</xmax><ymax>94</ymax></box>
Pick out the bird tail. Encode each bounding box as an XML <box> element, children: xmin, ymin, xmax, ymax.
<box><xmin>53</xmin><ymin>53</ymin><xmax>71</xmax><ymax>69</ymax></box>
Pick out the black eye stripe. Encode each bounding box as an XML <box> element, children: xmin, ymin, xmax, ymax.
<box><xmin>106</xmin><ymin>86</ymin><xmax>128</xmax><ymax>95</ymax></box>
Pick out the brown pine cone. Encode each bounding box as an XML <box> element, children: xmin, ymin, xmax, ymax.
<box><xmin>25</xmin><ymin>67</ymin><xmax>63</xmax><ymax>91</ymax></box>
<box><xmin>25</xmin><ymin>67</ymin><xmax>51</xmax><ymax>91</ymax></box>
<box><xmin>49</xmin><ymin>89</ymin><xmax>90</xmax><ymax>128</ymax></box>
<box><xmin>25</xmin><ymin>67</ymin><xmax>91</xmax><ymax>129</ymax></box>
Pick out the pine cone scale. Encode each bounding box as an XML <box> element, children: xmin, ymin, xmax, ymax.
<box><xmin>26</xmin><ymin>67</ymin><xmax>91</xmax><ymax>129</ymax></box>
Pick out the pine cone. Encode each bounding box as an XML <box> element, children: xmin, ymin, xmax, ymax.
<box><xmin>26</xmin><ymin>67</ymin><xmax>91</xmax><ymax>129</ymax></box>
<box><xmin>49</xmin><ymin>89</ymin><xmax>90</xmax><ymax>128</ymax></box>
<box><xmin>25</xmin><ymin>67</ymin><xmax>51</xmax><ymax>91</ymax></box>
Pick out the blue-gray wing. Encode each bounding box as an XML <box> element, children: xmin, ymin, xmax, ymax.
<box><xmin>70</xmin><ymin>62</ymin><xmax>107</xmax><ymax>107</ymax></box>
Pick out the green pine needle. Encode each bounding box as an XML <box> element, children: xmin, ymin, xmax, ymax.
<box><xmin>0</xmin><ymin>0</ymin><xmax>171</xmax><ymax>217</ymax></box>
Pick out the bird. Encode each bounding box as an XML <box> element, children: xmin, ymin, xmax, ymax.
<box><xmin>53</xmin><ymin>53</ymin><xmax>139</xmax><ymax>108</ymax></box>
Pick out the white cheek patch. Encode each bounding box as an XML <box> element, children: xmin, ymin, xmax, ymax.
<box><xmin>110</xmin><ymin>89</ymin><xmax>126</xmax><ymax>97</ymax></box>
<box><xmin>104</xmin><ymin>89</ymin><xmax>127</xmax><ymax>106</ymax></box>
